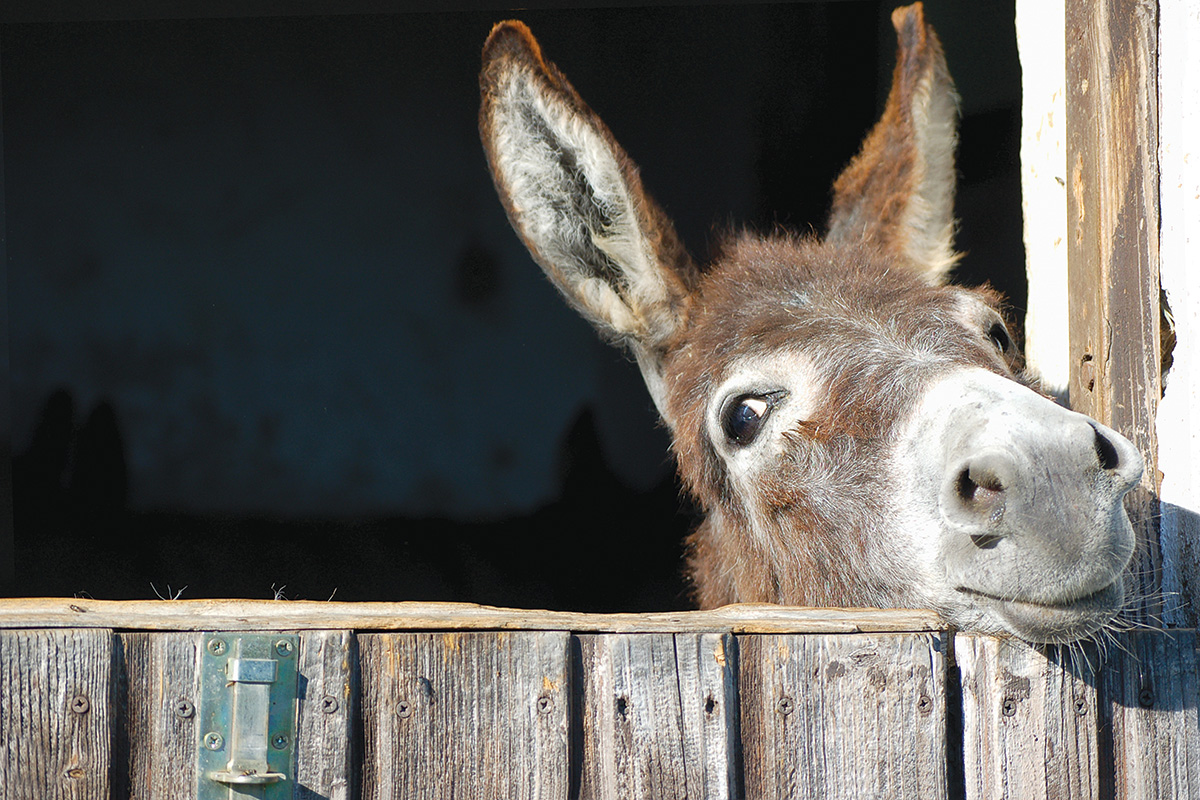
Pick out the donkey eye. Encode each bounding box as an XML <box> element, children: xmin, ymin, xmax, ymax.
<box><xmin>988</xmin><ymin>322</ymin><xmax>1012</xmax><ymax>354</ymax></box>
<box><xmin>721</xmin><ymin>393</ymin><xmax>780</xmax><ymax>446</ymax></box>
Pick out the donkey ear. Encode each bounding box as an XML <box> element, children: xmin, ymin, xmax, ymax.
<box><xmin>826</xmin><ymin>2</ymin><xmax>961</xmax><ymax>283</ymax></box>
<box><xmin>479</xmin><ymin>20</ymin><xmax>698</xmax><ymax>413</ymax></box>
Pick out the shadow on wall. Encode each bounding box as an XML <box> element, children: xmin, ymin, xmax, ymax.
<box><xmin>3</xmin><ymin>2</ymin><xmax>1024</xmax><ymax>607</ymax></box>
<box><xmin>11</xmin><ymin>389</ymin><xmax>694</xmax><ymax>610</ymax></box>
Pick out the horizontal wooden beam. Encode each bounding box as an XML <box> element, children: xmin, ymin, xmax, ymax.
<box><xmin>0</xmin><ymin>598</ymin><xmax>945</xmax><ymax>634</ymax></box>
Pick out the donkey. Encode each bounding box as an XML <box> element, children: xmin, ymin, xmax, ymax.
<box><xmin>478</xmin><ymin>3</ymin><xmax>1143</xmax><ymax>644</ymax></box>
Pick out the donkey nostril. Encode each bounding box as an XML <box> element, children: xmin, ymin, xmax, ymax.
<box><xmin>1092</xmin><ymin>424</ymin><xmax>1121</xmax><ymax>471</ymax></box>
<box><xmin>955</xmin><ymin>469</ymin><xmax>978</xmax><ymax>503</ymax></box>
<box><xmin>955</xmin><ymin>462</ymin><xmax>1003</xmax><ymax>501</ymax></box>
<box><xmin>950</xmin><ymin>462</ymin><xmax>1008</xmax><ymax>525</ymax></box>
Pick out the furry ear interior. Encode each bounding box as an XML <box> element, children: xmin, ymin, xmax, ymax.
<box><xmin>826</xmin><ymin>2</ymin><xmax>961</xmax><ymax>283</ymax></box>
<box><xmin>479</xmin><ymin>20</ymin><xmax>697</xmax><ymax>413</ymax></box>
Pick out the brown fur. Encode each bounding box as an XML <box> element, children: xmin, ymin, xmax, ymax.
<box><xmin>827</xmin><ymin>4</ymin><xmax>960</xmax><ymax>277</ymax></box>
<box><xmin>664</xmin><ymin>235</ymin><xmax>1025</xmax><ymax>608</ymax></box>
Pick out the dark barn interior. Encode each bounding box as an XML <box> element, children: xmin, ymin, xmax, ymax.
<box><xmin>0</xmin><ymin>0</ymin><xmax>1022</xmax><ymax>608</ymax></box>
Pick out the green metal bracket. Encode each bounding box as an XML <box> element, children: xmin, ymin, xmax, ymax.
<box><xmin>197</xmin><ymin>633</ymin><xmax>299</xmax><ymax>800</ymax></box>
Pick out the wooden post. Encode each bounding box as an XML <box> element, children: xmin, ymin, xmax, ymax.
<box><xmin>1065</xmin><ymin>0</ymin><xmax>1163</xmax><ymax>623</ymax></box>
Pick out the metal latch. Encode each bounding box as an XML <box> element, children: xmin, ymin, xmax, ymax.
<box><xmin>197</xmin><ymin>634</ymin><xmax>299</xmax><ymax>800</ymax></box>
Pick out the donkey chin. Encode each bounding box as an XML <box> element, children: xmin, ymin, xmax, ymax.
<box><xmin>897</xmin><ymin>367</ymin><xmax>1144</xmax><ymax>644</ymax></box>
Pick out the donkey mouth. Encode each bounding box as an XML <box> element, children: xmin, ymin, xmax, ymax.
<box><xmin>955</xmin><ymin>580</ymin><xmax>1125</xmax><ymax>643</ymax></box>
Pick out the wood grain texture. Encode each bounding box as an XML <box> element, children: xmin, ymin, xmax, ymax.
<box><xmin>295</xmin><ymin>630</ymin><xmax>357</xmax><ymax>800</ymax></box>
<box><xmin>115</xmin><ymin>632</ymin><xmax>203</xmax><ymax>800</ymax></box>
<box><xmin>0</xmin><ymin>598</ymin><xmax>944</xmax><ymax>634</ymax></box>
<box><xmin>575</xmin><ymin>633</ymin><xmax>738</xmax><ymax>799</ymax></box>
<box><xmin>1065</xmin><ymin>0</ymin><xmax>1162</xmax><ymax>625</ymax></box>
<box><xmin>1100</xmin><ymin>629</ymin><xmax>1200</xmax><ymax>799</ymax></box>
<box><xmin>957</xmin><ymin>635</ymin><xmax>1101</xmax><ymax>800</ymax></box>
<box><xmin>739</xmin><ymin>632</ymin><xmax>947</xmax><ymax>799</ymax></box>
<box><xmin>0</xmin><ymin>629</ymin><xmax>113</xmax><ymax>800</ymax></box>
<box><xmin>358</xmin><ymin>631</ymin><xmax>570</xmax><ymax>800</ymax></box>
<box><xmin>115</xmin><ymin>630</ymin><xmax>357</xmax><ymax>800</ymax></box>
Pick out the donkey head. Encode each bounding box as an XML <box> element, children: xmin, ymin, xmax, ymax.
<box><xmin>478</xmin><ymin>3</ymin><xmax>1143</xmax><ymax>643</ymax></box>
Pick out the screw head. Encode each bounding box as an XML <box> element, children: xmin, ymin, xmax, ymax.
<box><xmin>70</xmin><ymin>696</ymin><xmax>90</xmax><ymax>715</ymax></box>
<box><xmin>536</xmin><ymin>695</ymin><xmax>553</xmax><ymax>715</ymax></box>
<box><xmin>275</xmin><ymin>640</ymin><xmax>294</xmax><ymax>657</ymax></box>
<box><xmin>321</xmin><ymin>695</ymin><xmax>339</xmax><ymax>715</ymax></box>
<box><xmin>207</xmin><ymin>639</ymin><xmax>227</xmax><ymax>656</ymax></box>
<box><xmin>173</xmin><ymin>699</ymin><xmax>195</xmax><ymax>719</ymax></box>
<box><xmin>396</xmin><ymin>700</ymin><xmax>412</xmax><ymax>719</ymax></box>
<box><xmin>917</xmin><ymin>694</ymin><xmax>933</xmax><ymax>715</ymax></box>
<box><xmin>204</xmin><ymin>732</ymin><xmax>224</xmax><ymax>751</ymax></box>
<box><xmin>1074</xmin><ymin>697</ymin><xmax>1088</xmax><ymax>716</ymax></box>
<box><xmin>271</xmin><ymin>733</ymin><xmax>290</xmax><ymax>750</ymax></box>
<box><xmin>1138</xmin><ymin>686</ymin><xmax>1155</xmax><ymax>708</ymax></box>
<box><xmin>1001</xmin><ymin>697</ymin><xmax>1018</xmax><ymax>717</ymax></box>
<box><xmin>777</xmin><ymin>696</ymin><xmax>795</xmax><ymax>716</ymax></box>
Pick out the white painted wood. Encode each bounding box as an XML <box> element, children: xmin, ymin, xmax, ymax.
<box><xmin>1157</xmin><ymin>0</ymin><xmax>1200</xmax><ymax>628</ymax></box>
<box><xmin>1015</xmin><ymin>0</ymin><xmax>1070</xmax><ymax>395</ymax></box>
<box><xmin>0</xmin><ymin>598</ymin><xmax>944</xmax><ymax>634</ymax></box>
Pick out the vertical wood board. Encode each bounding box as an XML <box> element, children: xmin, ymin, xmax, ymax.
<box><xmin>1100</xmin><ymin>629</ymin><xmax>1200</xmax><ymax>799</ymax></box>
<box><xmin>115</xmin><ymin>630</ymin><xmax>357</xmax><ymax>800</ymax></box>
<box><xmin>738</xmin><ymin>632</ymin><xmax>947</xmax><ymax>800</ymax></box>
<box><xmin>0</xmin><ymin>628</ymin><xmax>113</xmax><ymax>800</ymax></box>
<box><xmin>957</xmin><ymin>634</ymin><xmax>1101</xmax><ymax>800</ymax></box>
<box><xmin>358</xmin><ymin>631</ymin><xmax>570</xmax><ymax>800</ymax></box>
<box><xmin>116</xmin><ymin>632</ymin><xmax>203</xmax><ymax>800</ymax></box>
<box><xmin>1065</xmin><ymin>0</ymin><xmax>1162</xmax><ymax>623</ymax></box>
<box><xmin>575</xmin><ymin>633</ymin><xmax>738</xmax><ymax>800</ymax></box>
<box><xmin>294</xmin><ymin>630</ymin><xmax>357</xmax><ymax>800</ymax></box>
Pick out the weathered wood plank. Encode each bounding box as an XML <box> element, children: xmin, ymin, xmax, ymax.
<box><xmin>957</xmin><ymin>634</ymin><xmax>1101</xmax><ymax>800</ymax></box>
<box><xmin>295</xmin><ymin>630</ymin><xmax>357</xmax><ymax>800</ymax></box>
<box><xmin>0</xmin><ymin>598</ymin><xmax>944</xmax><ymax>634</ymax></box>
<box><xmin>1065</xmin><ymin>0</ymin><xmax>1162</xmax><ymax>626</ymax></box>
<box><xmin>739</xmin><ymin>632</ymin><xmax>946</xmax><ymax>799</ymax></box>
<box><xmin>0</xmin><ymin>629</ymin><xmax>113</xmax><ymax>800</ymax></box>
<box><xmin>1100</xmin><ymin>629</ymin><xmax>1200</xmax><ymax>799</ymax></box>
<box><xmin>359</xmin><ymin>631</ymin><xmax>570</xmax><ymax>800</ymax></box>
<box><xmin>115</xmin><ymin>630</ymin><xmax>356</xmax><ymax>800</ymax></box>
<box><xmin>115</xmin><ymin>632</ymin><xmax>203</xmax><ymax>800</ymax></box>
<box><xmin>575</xmin><ymin>633</ymin><xmax>737</xmax><ymax>799</ymax></box>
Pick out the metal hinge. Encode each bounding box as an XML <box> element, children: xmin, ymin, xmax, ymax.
<box><xmin>197</xmin><ymin>633</ymin><xmax>299</xmax><ymax>800</ymax></box>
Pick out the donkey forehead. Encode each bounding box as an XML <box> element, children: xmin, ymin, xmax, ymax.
<box><xmin>668</xmin><ymin>238</ymin><xmax>1005</xmax><ymax>397</ymax></box>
